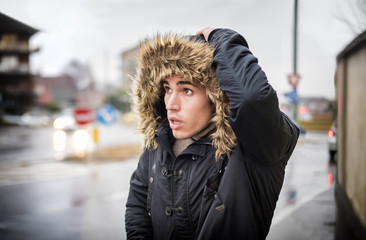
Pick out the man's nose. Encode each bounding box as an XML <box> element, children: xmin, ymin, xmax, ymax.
<box><xmin>165</xmin><ymin>93</ymin><xmax>180</xmax><ymax>111</ymax></box>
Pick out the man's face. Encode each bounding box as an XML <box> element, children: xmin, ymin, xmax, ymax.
<box><xmin>163</xmin><ymin>75</ymin><xmax>214</xmax><ymax>139</ymax></box>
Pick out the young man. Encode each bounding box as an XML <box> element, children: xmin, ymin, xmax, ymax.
<box><xmin>125</xmin><ymin>27</ymin><xmax>300</xmax><ymax>239</ymax></box>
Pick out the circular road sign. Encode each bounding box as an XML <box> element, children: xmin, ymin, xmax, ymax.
<box><xmin>74</xmin><ymin>108</ymin><xmax>94</xmax><ymax>125</ymax></box>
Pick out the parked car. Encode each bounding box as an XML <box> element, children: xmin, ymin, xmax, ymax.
<box><xmin>328</xmin><ymin>120</ymin><xmax>337</xmax><ymax>161</ymax></box>
<box><xmin>20</xmin><ymin>111</ymin><xmax>52</xmax><ymax>127</ymax></box>
<box><xmin>53</xmin><ymin>108</ymin><xmax>77</xmax><ymax>131</ymax></box>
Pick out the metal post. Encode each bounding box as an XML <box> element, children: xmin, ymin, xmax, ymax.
<box><xmin>293</xmin><ymin>0</ymin><xmax>299</xmax><ymax>120</ymax></box>
<box><xmin>293</xmin><ymin>0</ymin><xmax>298</xmax><ymax>75</ymax></box>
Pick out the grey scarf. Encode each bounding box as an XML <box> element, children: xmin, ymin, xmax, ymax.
<box><xmin>173</xmin><ymin>123</ymin><xmax>216</xmax><ymax>157</ymax></box>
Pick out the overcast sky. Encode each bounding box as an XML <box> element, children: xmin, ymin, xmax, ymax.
<box><xmin>1</xmin><ymin>0</ymin><xmax>360</xmax><ymax>99</ymax></box>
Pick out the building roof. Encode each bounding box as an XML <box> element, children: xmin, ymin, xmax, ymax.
<box><xmin>0</xmin><ymin>12</ymin><xmax>38</xmax><ymax>35</ymax></box>
<box><xmin>34</xmin><ymin>75</ymin><xmax>77</xmax><ymax>90</ymax></box>
<box><xmin>337</xmin><ymin>30</ymin><xmax>366</xmax><ymax>61</ymax></box>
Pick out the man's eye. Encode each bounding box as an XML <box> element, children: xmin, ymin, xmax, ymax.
<box><xmin>184</xmin><ymin>89</ymin><xmax>193</xmax><ymax>95</ymax></box>
<box><xmin>164</xmin><ymin>86</ymin><xmax>172</xmax><ymax>93</ymax></box>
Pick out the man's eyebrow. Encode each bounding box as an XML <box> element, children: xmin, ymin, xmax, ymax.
<box><xmin>178</xmin><ymin>80</ymin><xmax>196</xmax><ymax>86</ymax></box>
<box><xmin>161</xmin><ymin>80</ymin><xmax>197</xmax><ymax>87</ymax></box>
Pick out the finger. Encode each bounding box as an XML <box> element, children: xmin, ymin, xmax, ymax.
<box><xmin>196</xmin><ymin>27</ymin><xmax>213</xmax><ymax>41</ymax></box>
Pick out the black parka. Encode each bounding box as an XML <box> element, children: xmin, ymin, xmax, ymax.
<box><xmin>125</xmin><ymin>28</ymin><xmax>300</xmax><ymax>239</ymax></box>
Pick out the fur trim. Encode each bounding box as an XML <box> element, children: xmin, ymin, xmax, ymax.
<box><xmin>131</xmin><ymin>33</ymin><xmax>237</xmax><ymax>159</ymax></box>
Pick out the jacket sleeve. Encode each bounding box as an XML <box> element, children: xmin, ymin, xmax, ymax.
<box><xmin>209</xmin><ymin>28</ymin><xmax>299</xmax><ymax>165</ymax></box>
<box><xmin>125</xmin><ymin>149</ymin><xmax>153</xmax><ymax>239</ymax></box>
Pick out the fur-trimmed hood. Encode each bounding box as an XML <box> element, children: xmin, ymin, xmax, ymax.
<box><xmin>132</xmin><ymin>33</ymin><xmax>236</xmax><ymax>159</ymax></box>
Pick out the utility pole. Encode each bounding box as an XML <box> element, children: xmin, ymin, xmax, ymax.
<box><xmin>287</xmin><ymin>0</ymin><xmax>300</xmax><ymax>120</ymax></box>
<box><xmin>293</xmin><ymin>0</ymin><xmax>298</xmax><ymax>75</ymax></box>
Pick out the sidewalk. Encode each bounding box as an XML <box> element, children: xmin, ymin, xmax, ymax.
<box><xmin>267</xmin><ymin>186</ymin><xmax>336</xmax><ymax>240</ymax></box>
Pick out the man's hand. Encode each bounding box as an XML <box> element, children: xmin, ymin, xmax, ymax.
<box><xmin>197</xmin><ymin>27</ymin><xmax>215</xmax><ymax>42</ymax></box>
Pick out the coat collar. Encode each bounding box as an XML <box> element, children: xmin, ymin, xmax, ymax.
<box><xmin>156</xmin><ymin>126</ymin><xmax>213</xmax><ymax>159</ymax></box>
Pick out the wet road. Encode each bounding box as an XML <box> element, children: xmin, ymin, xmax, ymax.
<box><xmin>0</xmin><ymin>127</ymin><xmax>335</xmax><ymax>240</ymax></box>
<box><xmin>271</xmin><ymin>131</ymin><xmax>336</xmax><ymax>225</ymax></box>
<box><xmin>0</xmin><ymin>160</ymin><xmax>137</xmax><ymax>240</ymax></box>
<box><xmin>0</xmin><ymin>126</ymin><xmax>55</xmax><ymax>164</ymax></box>
<box><xmin>0</xmin><ymin>124</ymin><xmax>143</xmax><ymax>165</ymax></box>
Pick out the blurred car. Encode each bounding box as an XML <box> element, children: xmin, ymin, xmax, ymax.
<box><xmin>1</xmin><ymin>114</ymin><xmax>23</xmax><ymax>125</ymax></box>
<box><xmin>53</xmin><ymin>109</ymin><xmax>77</xmax><ymax>131</ymax></box>
<box><xmin>328</xmin><ymin>120</ymin><xmax>337</xmax><ymax>161</ymax></box>
<box><xmin>20</xmin><ymin>111</ymin><xmax>51</xmax><ymax>127</ymax></box>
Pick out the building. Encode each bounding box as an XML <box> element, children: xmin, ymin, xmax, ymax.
<box><xmin>0</xmin><ymin>12</ymin><xmax>39</xmax><ymax>116</ymax></box>
<box><xmin>30</xmin><ymin>55</ymin><xmax>104</xmax><ymax>117</ymax></box>
<box><xmin>335</xmin><ymin>29</ymin><xmax>366</xmax><ymax>240</ymax></box>
<box><xmin>34</xmin><ymin>69</ymin><xmax>105</xmax><ymax>111</ymax></box>
<box><xmin>34</xmin><ymin>75</ymin><xmax>78</xmax><ymax>108</ymax></box>
<box><xmin>280</xmin><ymin>95</ymin><xmax>335</xmax><ymax>131</ymax></box>
<box><xmin>121</xmin><ymin>45</ymin><xmax>139</xmax><ymax>90</ymax></box>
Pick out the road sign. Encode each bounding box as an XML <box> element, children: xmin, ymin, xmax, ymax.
<box><xmin>285</xmin><ymin>89</ymin><xmax>298</xmax><ymax>103</ymax></box>
<box><xmin>96</xmin><ymin>105</ymin><xmax>117</xmax><ymax>125</ymax></box>
<box><xmin>74</xmin><ymin>108</ymin><xmax>94</xmax><ymax>125</ymax></box>
<box><xmin>287</xmin><ymin>73</ymin><xmax>301</xmax><ymax>89</ymax></box>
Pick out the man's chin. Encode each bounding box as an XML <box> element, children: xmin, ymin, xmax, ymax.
<box><xmin>172</xmin><ymin>130</ymin><xmax>193</xmax><ymax>140</ymax></box>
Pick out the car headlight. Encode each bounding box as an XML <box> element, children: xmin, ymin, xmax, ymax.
<box><xmin>72</xmin><ymin>129</ymin><xmax>90</xmax><ymax>158</ymax></box>
<box><xmin>54</xmin><ymin>117</ymin><xmax>66</xmax><ymax>130</ymax></box>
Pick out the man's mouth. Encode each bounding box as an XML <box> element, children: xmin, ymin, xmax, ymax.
<box><xmin>169</xmin><ymin>118</ymin><xmax>183</xmax><ymax>130</ymax></box>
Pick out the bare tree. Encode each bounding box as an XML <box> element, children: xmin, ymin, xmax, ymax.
<box><xmin>335</xmin><ymin>0</ymin><xmax>366</xmax><ymax>35</ymax></box>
